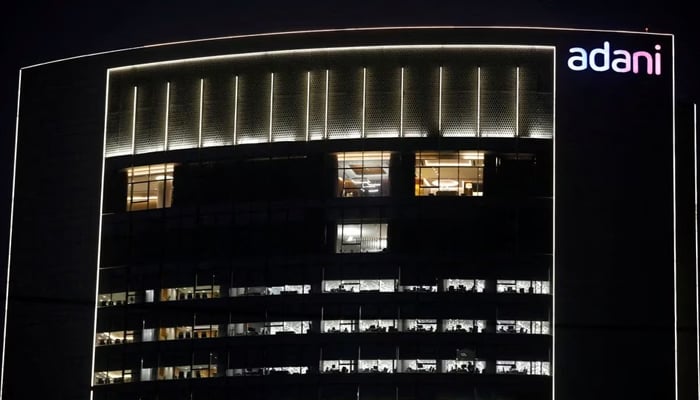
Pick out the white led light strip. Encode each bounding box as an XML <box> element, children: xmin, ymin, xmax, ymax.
<box><xmin>269</xmin><ymin>72</ymin><xmax>274</xmax><ymax>142</ymax></box>
<box><xmin>551</xmin><ymin>47</ymin><xmax>557</xmax><ymax>400</ymax></box>
<box><xmin>306</xmin><ymin>71</ymin><xmax>311</xmax><ymax>141</ymax></box>
<box><xmin>0</xmin><ymin>69</ymin><xmax>23</xmax><ymax>400</ymax></box>
<box><xmin>516</xmin><ymin>67</ymin><xmax>520</xmax><ymax>137</ymax></box>
<box><xmin>164</xmin><ymin>82</ymin><xmax>170</xmax><ymax>150</ymax></box>
<box><xmin>198</xmin><ymin>78</ymin><xmax>204</xmax><ymax>148</ymax></box>
<box><xmin>694</xmin><ymin>102</ymin><xmax>699</xmax><ymax>400</ymax></box>
<box><xmin>89</xmin><ymin>68</ymin><xmax>111</xmax><ymax>400</ymax></box>
<box><xmin>400</xmin><ymin>67</ymin><xmax>404</xmax><ymax>137</ymax></box>
<box><xmin>438</xmin><ymin>66</ymin><xmax>443</xmax><ymax>133</ymax></box>
<box><xmin>233</xmin><ymin>76</ymin><xmax>239</xmax><ymax>144</ymax></box>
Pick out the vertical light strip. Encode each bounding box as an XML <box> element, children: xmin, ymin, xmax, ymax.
<box><xmin>0</xmin><ymin>69</ymin><xmax>23</xmax><ymax>400</ymax></box>
<box><xmin>362</xmin><ymin>67</ymin><xmax>366</xmax><ymax>138</ymax></box>
<box><xmin>438</xmin><ymin>66</ymin><xmax>443</xmax><ymax>134</ymax></box>
<box><xmin>694</xmin><ymin>103</ymin><xmax>699</xmax><ymax>400</ymax></box>
<box><xmin>305</xmin><ymin>71</ymin><xmax>311</xmax><ymax>141</ymax></box>
<box><xmin>269</xmin><ymin>72</ymin><xmax>274</xmax><ymax>142</ymax></box>
<box><xmin>164</xmin><ymin>82</ymin><xmax>170</xmax><ymax>150</ymax></box>
<box><xmin>551</xmin><ymin>48</ymin><xmax>557</xmax><ymax>400</ymax></box>
<box><xmin>400</xmin><ymin>67</ymin><xmax>404</xmax><ymax>137</ymax></box>
<box><xmin>324</xmin><ymin>69</ymin><xmax>329</xmax><ymax>139</ymax></box>
<box><xmin>672</xmin><ymin>35</ymin><xmax>679</xmax><ymax>400</ymax></box>
<box><xmin>515</xmin><ymin>67</ymin><xmax>520</xmax><ymax>137</ymax></box>
<box><xmin>233</xmin><ymin>75</ymin><xmax>238</xmax><ymax>145</ymax></box>
<box><xmin>477</xmin><ymin>67</ymin><xmax>481</xmax><ymax>137</ymax></box>
<box><xmin>198</xmin><ymin>78</ymin><xmax>203</xmax><ymax>148</ymax></box>
<box><xmin>89</xmin><ymin>68</ymin><xmax>111</xmax><ymax>400</ymax></box>
<box><xmin>131</xmin><ymin>86</ymin><xmax>137</xmax><ymax>154</ymax></box>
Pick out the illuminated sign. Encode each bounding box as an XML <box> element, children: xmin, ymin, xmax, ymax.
<box><xmin>567</xmin><ymin>41</ymin><xmax>661</xmax><ymax>75</ymax></box>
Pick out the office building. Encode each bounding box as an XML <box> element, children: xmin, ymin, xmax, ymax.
<box><xmin>3</xmin><ymin>27</ymin><xmax>697</xmax><ymax>400</ymax></box>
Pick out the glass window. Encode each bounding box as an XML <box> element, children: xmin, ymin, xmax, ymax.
<box><xmin>497</xmin><ymin>279</ymin><xmax>550</xmax><ymax>294</ymax></box>
<box><xmin>443</xmin><ymin>359</ymin><xmax>486</xmax><ymax>374</ymax></box>
<box><xmin>125</xmin><ymin>163</ymin><xmax>176</xmax><ymax>211</ymax></box>
<box><xmin>322</xmin><ymin>319</ymin><xmax>357</xmax><ymax>333</ymax></box>
<box><xmin>321</xmin><ymin>360</ymin><xmax>355</xmax><ymax>373</ymax></box>
<box><xmin>400</xmin><ymin>359</ymin><xmax>436</xmax><ymax>373</ymax></box>
<box><xmin>400</xmin><ymin>284</ymin><xmax>437</xmax><ymax>293</ymax></box>
<box><xmin>442</xmin><ymin>319</ymin><xmax>486</xmax><ymax>333</ymax></box>
<box><xmin>415</xmin><ymin>151</ymin><xmax>484</xmax><ymax>196</ymax></box>
<box><xmin>443</xmin><ymin>279</ymin><xmax>485</xmax><ymax>293</ymax></box>
<box><xmin>359</xmin><ymin>319</ymin><xmax>398</xmax><ymax>333</ymax></box>
<box><xmin>336</xmin><ymin>223</ymin><xmax>388</xmax><ymax>253</ymax></box>
<box><xmin>359</xmin><ymin>359</ymin><xmax>396</xmax><ymax>373</ymax></box>
<box><xmin>404</xmin><ymin>319</ymin><xmax>437</xmax><ymax>332</ymax></box>
<box><xmin>336</xmin><ymin>152</ymin><xmax>390</xmax><ymax>197</ymax></box>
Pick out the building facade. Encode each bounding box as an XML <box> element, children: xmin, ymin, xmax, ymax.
<box><xmin>3</xmin><ymin>27</ymin><xmax>697</xmax><ymax>400</ymax></box>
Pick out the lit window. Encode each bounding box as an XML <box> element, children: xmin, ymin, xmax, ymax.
<box><xmin>497</xmin><ymin>279</ymin><xmax>550</xmax><ymax>294</ymax></box>
<box><xmin>322</xmin><ymin>320</ymin><xmax>357</xmax><ymax>333</ymax></box>
<box><xmin>415</xmin><ymin>151</ymin><xmax>484</xmax><ymax>196</ymax></box>
<box><xmin>401</xmin><ymin>359</ymin><xmax>436</xmax><ymax>373</ymax></box>
<box><xmin>125</xmin><ymin>163</ymin><xmax>177</xmax><ymax>211</ymax></box>
<box><xmin>496</xmin><ymin>360</ymin><xmax>550</xmax><ymax>375</ymax></box>
<box><xmin>336</xmin><ymin>223</ymin><xmax>388</xmax><ymax>253</ymax></box>
<box><xmin>321</xmin><ymin>360</ymin><xmax>356</xmax><ymax>374</ymax></box>
<box><xmin>359</xmin><ymin>359</ymin><xmax>396</xmax><ymax>373</ymax></box>
<box><xmin>443</xmin><ymin>279</ymin><xmax>485</xmax><ymax>293</ymax></box>
<box><xmin>336</xmin><ymin>152</ymin><xmax>390</xmax><ymax>197</ymax></box>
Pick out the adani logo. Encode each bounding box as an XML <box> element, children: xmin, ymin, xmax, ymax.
<box><xmin>567</xmin><ymin>41</ymin><xmax>662</xmax><ymax>75</ymax></box>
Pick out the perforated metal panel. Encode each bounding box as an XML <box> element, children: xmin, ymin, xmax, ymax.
<box><xmin>365</xmin><ymin>66</ymin><xmax>400</xmax><ymax>138</ymax></box>
<box><xmin>307</xmin><ymin>70</ymin><xmax>327</xmax><ymax>141</ymax></box>
<box><xmin>202</xmin><ymin>74</ymin><xmax>235</xmax><ymax>147</ymax></box>
<box><xmin>480</xmin><ymin>67</ymin><xmax>516</xmax><ymax>138</ymax></box>
<box><xmin>441</xmin><ymin>66</ymin><xmax>478</xmax><ymax>137</ymax></box>
<box><xmin>167</xmin><ymin>78</ymin><xmax>199</xmax><ymax>150</ymax></box>
<box><xmin>134</xmin><ymin>81</ymin><xmax>167</xmax><ymax>154</ymax></box>
<box><xmin>272</xmin><ymin>70</ymin><xmax>306</xmax><ymax>142</ymax></box>
<box><xmin>518</xmin><ymin>66</ymin><xmax>553</xmax><ymax>138</ymax></box>
<box><xmin>327</xmin><ymin>68</ymin><xmax>362</xmax><ymax>140</ymax></box>
<box><xmin>105</xmin><ymin>81</ymin><xmax>135</xmax><ymax>157</ymax></box>
<box><xmin>236</xmin><ymin>73</ymin><xmax>269</xmax><ymax>144</ymax></box>
<box><xmin>105</xmin><ymin>47</ymin><xmax>554</xmax><ymax>157</ymax></box>
<box><xmin>403</xmin><ymin>65</ymin><xmax>439</xmax><ymax>138</ymax></box>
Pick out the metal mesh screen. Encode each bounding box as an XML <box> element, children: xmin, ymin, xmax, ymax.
<box><xmin>403</xmin><ymin>65</ymin><xmax>438</xmax><ymax>138</ymax></box>
<box><xmin>481</xmin><ymin>67</ymin><xmax>516</xmax><ymax>138</ymax></box>
<box><xmin>167</xmin><ymin>78</ymin><xmax>199</xmax><ymax>150</ymax></box>
<box><xmin>106</xmin><ymin>47</ymin><xmax>554</xmax><ymax>157</ymax></box>
<box><xmin>202</xmin><ymin>74</ymin><xmax>235</xmax><ymax>147</ymax></box>
<box><xmin>134</xmin><ymin>81</ymin><xmax>167</xmax><ymax>154</ymax></box>
<box><xmin>441</xmin><ymin>66</ymin><xmax>478</xmax><ymax>137</ymax></box>
<box><xmin>105</xmin><ymin>82</ymin><xmax>134</xmax><ymax>157</ymax></box>
<box><xmin>236</xmin><ymin>72</ymin><xmax>269</xmax><ymax>144</ymax></box>
<box><xmin>307</xmin><ymin>70</ymin><xmax>327</xmax><ymax>141</ymax></box>
<box><xmin>365</xmin><ymin>66</ymin><xmax>400</xmax><ymax>138</ymax></box>
<box><xmin>327</xmin><ymin>68</ymin><xmax>363</xmax><ymax>140</ymax></box>
<box><xmin>272</xmin><ymin>70</ymin><xmax>306</xmax><ymax>142</ymax></box>
<box><xmin>519</xmin><ymin>66</ymin><xmax>553</xmax><ymax>138</ymax></box>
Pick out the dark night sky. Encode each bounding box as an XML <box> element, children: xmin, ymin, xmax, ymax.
<box><xmin>0</xmin><ymin>0</ymin><xmax>696</xmax><ymax>381</ymax></box>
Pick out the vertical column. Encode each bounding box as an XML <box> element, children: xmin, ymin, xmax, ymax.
<box><xmin>324</xmin><ymin>70</ymin><xmax>329</xmax><ymax>139</ymax></box>
<box><xmin>362</xmin><ymin>67</ymin><xmax>367</xmax><ymax>138</ymax></box>
<box><xmin>306</xmin><ymin>71</ymin><xmax>311</xmax><ymax>141</ymax></box>
<box><xmin>400</xmin><ymin>67</ymin><xmax>404</xmax><ymax>138</ymax></box>
<box><xmin>269</xmin><ymin>72</ymin><xmax>274</xmax><ymax>143</ymax></box>
<box><xmin>233</xmin><ymin>75</ymin><xmax>239</xmax><ymax>145</ymax></box>
<box><xmin>438</xmin><ymin>66</ymin><xmax>443</xmax><ymax>134</ymax></box>
<box><xmin>164</xmin><ymin>82</ymin><xmax>170</xmax><ymax>150</ymax></box>
<box><xmin>198</xmin><ymin>78</ymin><xmax>204</xmax><ymax>148</ymax></box>
<box><xmin>516</xmin><ymin>67</ymin><xmax>520</xmax><ymax>137</ymax></box>
<box><xmin>131</xmin><ymin>86</ymin><xmax>137</xmax><ymax>155</ymax></box>
<box><xmin>476</xmin><ymin>67</ymin><xmax>481</xmax><ymax>137</ymax></box>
